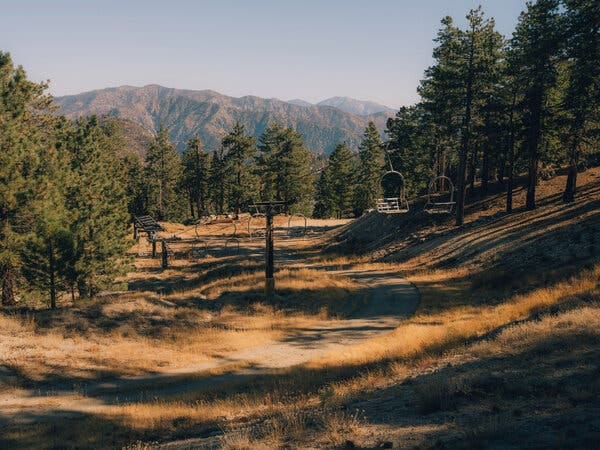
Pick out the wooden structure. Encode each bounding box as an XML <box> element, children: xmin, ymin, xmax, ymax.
<box><xmin>133</xmin><ymin>215</ymin><xmax>164</xmax><ymax>240</ymax></box>
<box><xmin>376</xmin><ymin>149</ymin><xmax>410</xmax><ymax>214</ymax></box>
<box><xmin>376</xmin><ymin>170</ymin><xmax>410</xmax><ymax>214</ymax></box>
<box><xmin>251</xmin><ymin>200</ymin><xmax>294</xmax><ymax>300</ymax></box>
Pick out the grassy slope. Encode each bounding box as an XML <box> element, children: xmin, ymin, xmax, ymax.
<box><xmin>210</xmin><ymin>168</ymin><xmax>600</xmax><ymax>449</ymax></box>
<box><xmin>0</xmin><ymin>169</ymin><xmax>598</xmax><ymax>449</ymax></box>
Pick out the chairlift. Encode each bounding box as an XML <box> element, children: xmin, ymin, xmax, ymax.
<box><xmin>287</xmin><ymin>214</ymin><xmax>308</xmax><ymax>237</ymax></box>
<box><xmin>377</xmin><ymin>170</ymin><xmax>409</xmax><ymax>214</ymax></box>
<box><xmin>424</xmin><ymin>175</ymin><xmax>456</xmax><ymax>214</ymax></box>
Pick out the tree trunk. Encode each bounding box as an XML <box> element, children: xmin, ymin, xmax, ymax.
<box><xmin>49</xmin><ymin>241</ymin><xmax>57</xmax><ymax>309</ymax></box>
<box><xmin>506</xmin><ymin>91</ymin><xmax>517</xmax><ymax>213</ymax></box>
<box><xmin>481</xmin><ymin>146</ymin><xmax>490</xmax><ymax>196</ymax></box>
<box><xmin>526</xmin><ymin>153</ymin><xmax>538</xmax><ymax>210</ymax></box>
<box><xmin>526</xmin><ymin>88</ymin><xmax>543</xmax><ymax>211</ymax></box>
<box><xmin>456</xmin><ymin>34</ymin><xmax>476</xmax><ymax>227</ymax></box>
<box><xmin>468</xmin><ymin>147</ymin><xmax>478</xmax><ymax>193</ymax></box>
<box><xmin>189</xmin><ymin>194</ymin><xmax>195</xmax><ymax>218</ymax></box>
<box><xmin>563</xmin><ymin>135</ymin><xmax>579</xmax><ymax>203</ymax></box>
<box><xmin>1</xmin><ymin>266</ymin><xmax>16</xmax><ymax>306</ymax></box>
<box><xmin>50</xmin><ymin>278</ymin><xmax>57</xmax><ymax>309</ymax></box>
<box><xmin>235</xmin><ymin>169</ymin><xmax>242</xmax><ymax>219</ymax></box>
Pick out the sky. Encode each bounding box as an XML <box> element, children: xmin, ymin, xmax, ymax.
<box><xmin>2</xmin><ymin>0</ymin><xmax>527</xmax><ymax>109</ymax></box>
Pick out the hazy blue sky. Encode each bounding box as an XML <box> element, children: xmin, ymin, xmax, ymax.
<box><xmin>2</xmin><ymin>0</ymin><xmax>526</xmax><ymax>108</ymax></box>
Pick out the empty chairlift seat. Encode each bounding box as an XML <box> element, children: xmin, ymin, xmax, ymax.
<box><xmin>376</xmin><ymin>170</ymin><xmax>410</xmax><ymax>214</ymax></box>
<box><xmin>424</xmin><ymin>176</ymin><xmax>456</xmax><ymax>214</ymax></box>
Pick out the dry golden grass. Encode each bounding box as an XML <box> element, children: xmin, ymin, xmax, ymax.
<box><xmin>200</xmin><ymin>267</ymin><xmax>360</xmax><ymax>298</ymax></box>
<box><xmin>2</xmin><ymin>175</ymin><xmax>599</xmax><ymax>450</ymax></box>
<box><xmin>13</xmin><ymin>263</ymin><xmax>587</xmax><ymax>449</ymax></box>
<box><xmin>314</xmin><ymin>264</ymin><xmax>599</xmax><ymax>371</ymax></box>
<box><xmin>0</xmin><ymin>289</ymin><xmax>321</xmax><ymax>383</ymax></box>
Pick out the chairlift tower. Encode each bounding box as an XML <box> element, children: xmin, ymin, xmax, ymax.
<box><xmin>251</xmin><ymin>200</ymin><xmax>294</xmax><ymax>301</ymax></box>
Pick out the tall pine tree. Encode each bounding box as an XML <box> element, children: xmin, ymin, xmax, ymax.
<box><xmin>222</xmin><ymin>122</ymin><xmax>256</xmax><ymax>217</ymax></box>
<box><xmin>354</xmin><ymin>122</ymin><xmax>384</xmax><ymax>215</ymax></box>
<box><xmin>66</xmin><ymin>117</ymin><xmax>130</xmax><ymax>299</ymax></box>
<box><xmin>510</xmin><ymin>0</ymin><xmax>562</xmax><ymax>210</ymax></box>
<box><xmin>145</xmin><ymin>126</ymin><xmax>185</xmax><ymax>221</ymax></box>
<box><xmin>181</xmin><ymin>135</ymin><xmax>210</xmax><ymax>217</ymax></box>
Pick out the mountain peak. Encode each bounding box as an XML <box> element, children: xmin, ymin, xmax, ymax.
<box><xmin>287</xmin><ymin>99</ymin><xmax>313</xmax><ymax>107</ymax></box>
<box><xmin>317</xmin><ymin>96</ymin><xmax>394</xmax><ymax>116</ymax></box>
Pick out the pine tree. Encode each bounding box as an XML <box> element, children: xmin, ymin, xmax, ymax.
<box><xmin>256</xmin><ymin>122</ymin><xmax>287</xmax><ymax>201</ymax></box>
<box><xmin>561</xmin><ymin>0</ymin><xmax>599</xmax><ymax>202</ymax></box>
<box><xmin>256</xmin><ymin>123</ymin><xmax>314</xmax><ymax>214</ymax></box>
<box><xmin>66</xmin><ymin>117</ymin><xmax>130</xmax><ymax>299</ymax></box>
<box><xmin>510</xmin><ymin>0</ymin><xmax>563</xmax><ymax>210</ymax></box>
<box><xmin>20</xmin><ymin>116</ymin><xmax>75</xmax><ymax>308</ymax></box>
<box><xmin>209</xmin><ymin>148</ymin><xmax>227</xmax><ymax>214</ymax></box>
<box><xmin>22</xmin><ymin>226</ymin><xmax>75</xmax><ymax>309</ymax></box>
<box><xmin>275</xmin><ymin>127</ymin><xmax>314</xmax><ymax>214</ymax></box>
<box><xmin>181</xmin><ymin>135</ymin><xmax>210</xmax><ymax>217</ymax></box>
<box><xmin>385</xmin><ymin>105</ymin><xmax>430</xmax><ymax>198</ymax></box>
<box><xmin>121</xmin><ymin>152</ymin><xmax>148</xmax><ymax>217</ymax></box>
<box><xmin>313</xmin><ymin>167</ymin><xmax>335</xmax><ymax>218</ymax></box>
<box><xmin>454</xmin><ymin>8</ymin><xmax>504</xmax><ymax>225</ymax></box>
<box><xmin>145</xmin><ymin>126</ymin><xmax>185</xmax><ymax>221</ymax></box>
<box><xmin>354</xmin><ymin>122</ymin><xmax>384</xmax><ymax>215</ymax></box>
<box><xmin>222</xmin><ymin>122</ymin><xmax>256</xmax><ymax>217</ymax></box>
<box><xmin>327</xmin><ymin>143</ymin><xmax>356</xmax><ymax>219</ymax></box>
<box><xmin>0</xmin><ymin>52</ymin><xmax>55</xmax><ymax>305</ymax></box>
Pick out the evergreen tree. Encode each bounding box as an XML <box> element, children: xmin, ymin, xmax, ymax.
<box><xmin>66</xmin><ymin>117</ymin><xmax>130</xmax><ymax>298</ymax></box>
<box><xmin>313</xmin><ymin>167</ymin><xmax>335</xmax><ymax>218</ymax></box>
<box><xmin>121</xmin><ymin>152</ymin><xmax>148</xmax><ymax>217</ymax></box>
<box><xmin>145</xmin><ymin>126</ymin><xmax>185</xmax><ymax>220</ymax></box>
<box><xmin>256</xmin><ymin>122</ymin><xmax>287</xmax><ymax>201</ymax></box>
<box><xmin>181</xmin><ymin>135</ymin><xmax>210</xmax><ymax>217</ymax></box>
<box><xmin>327</xmin><ymin>143</ymin><xmax>355</xmax><ymax>219</ymax></box>
<box><xmin>354</xmin><ymin>122</ymin><xmax>384</xmax><ymax>215</ymax></box>
<box><xmin>209</xmin><ymin>148</ymin><xmax>227</xmax><ymax>214</ymax></box>
<box><xmin>256</xmin><ymin>123</ymin><xmax>314</xmax><ymax>214</ymax></box>
<box><xmin>0</xmin><ymin>52</ymin><xmax>55</xmax><ymax>305</ymax></box>
<box><xmin>222</xmin><ymin>122</ymin><xmax>256</xmax><ymax>217</ymax></box>
<box><xmin>561</xmin><ymin>0</ymin><xmax>599</xmax><ymax>202</ymax></box>
<box><xmin>385</xmin><ymin>105</ymin><xmax>430</xmax><ymax>198</ymax></box>
<box><xmin>454</xmin><ymin>8</ymin><xmax>503</xmax><ymax>225</ymax></box>
<box><xmin>510</xmin><ymin>0</ymin><xmax>563</xmax><ymax>210</ymax></box>
<box><xmin>20</xmin><ymin>116</ymin><xmax>75</xmax><ymax>308</ymax></box>
<box><xmin>22</xmin><ymin>226</ymin><xmax>75</xmax><ymax>309</ymax></box>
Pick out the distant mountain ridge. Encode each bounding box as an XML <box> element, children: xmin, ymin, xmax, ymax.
<box><xmin>55</xmin><ymin>85</ymin><xmax>394</xmax><ymax>154</ymax></box>
<box><xmin>317</xmin><ymin>96</ymin><xmax>395</xmax><ymax>116</ymax></box>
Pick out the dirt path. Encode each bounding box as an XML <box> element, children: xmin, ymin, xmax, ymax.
<box><xmin>2</xmin><ymin>237</ymin><xmax>419</xmax><ymax>421</ymax></box>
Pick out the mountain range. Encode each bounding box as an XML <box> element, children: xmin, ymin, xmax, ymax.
<box><xmin>287</xmin><ymin>96</ymin><xmax>395</xmax><ymax>116</ymax></box>
<box><xmin>54</xmin><ymin>85</ymin><xmax>396</xmax><ymax>154</ymax></box>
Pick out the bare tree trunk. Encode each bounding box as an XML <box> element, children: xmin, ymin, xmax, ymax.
<box><xmin>1</xmin><ymin>266</ymin><xmax>16</xmax><ymax>306</ymax></box>
<box><xmin>563</xmin><ymin>133</ymin><xmax>580</xmax><ymax>203</ymax></box>
<box><xmin>468</xmin><ymin>147</ymin><xmax>478</xmax><ymax>193</ymax></box>
<box><xmin>526</xmin><ymin>88</ymin><xmax>543</xmax><ymax>211</ymax></box>
<box><xmin>506</xmin><ymin>91</ymin><xmax>517</xmax><ymax>213</ymax></box>
<box><xmin>189</xmin><ymin>195</ymin><xmax>195</xmax><ymax>219</ymax></box>
<box><xmin>456</xmin><ymin>34</ymin><xmax>476</xmax><ymax>227</ymax></box>
<box><xmin>481</xmin><ymin>146</ymin><xmax>490</xmax><ymax>196</ymax></box>
<box><xmin>49</xmin><ymin>241</ymin><xmax>57</xmax><ymax>309</ymax></box>
<box><xmin>526</xmin><ymin>153</ymin><xmax>538</xmax><ymax>210</ymax></box>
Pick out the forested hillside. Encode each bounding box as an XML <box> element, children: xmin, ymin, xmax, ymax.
<box><xmin>0</xmin><ymin>53</ymin><xmax>132</xmax><ymax>308</ymax></box>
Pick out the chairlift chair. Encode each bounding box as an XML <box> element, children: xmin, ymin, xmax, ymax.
<box><xmin>424</xmin><ymin>175</ymin><xmax>456</xmax><ymax>214</ymax></box>
<box><xmin>376</xmin><ymin>170</ymin><xmax>410</xmax><ymax>214</ymax></box>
